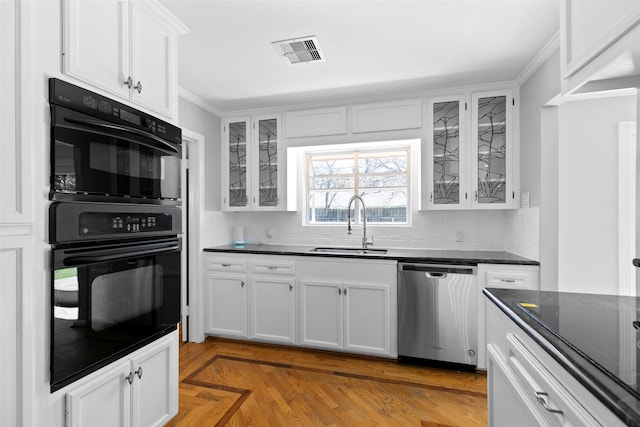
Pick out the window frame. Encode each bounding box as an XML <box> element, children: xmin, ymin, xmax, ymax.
<box><xmin>304</xmin><ymin>145</ymin><xmax>412</xmax><ymax>226</ymax></box>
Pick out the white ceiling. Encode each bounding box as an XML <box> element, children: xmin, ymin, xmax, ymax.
<box><xmin>159</xmin><ymin>0</ymin><xmax>559</xmax><ymax>113</ymax></box>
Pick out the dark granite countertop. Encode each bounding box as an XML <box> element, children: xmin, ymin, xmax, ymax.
<box><xmin>203</xmin><ymin>244</ymin><xmax>539</xmax><ymax>266</ymax></box>
<box><xmin>484</xmin><ymin>288</ymin><xmax>640</xmax><ymax>425</ymax></box>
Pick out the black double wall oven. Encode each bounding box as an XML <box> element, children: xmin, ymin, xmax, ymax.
<box><xmin>49</xmin><ymin>79</ymin><xmax>182</xmax><ymax>392</ymax></box>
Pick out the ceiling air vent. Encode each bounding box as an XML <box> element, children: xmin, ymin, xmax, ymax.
<box><xmin>272</xmin><ymin>36</ymin><xmax>326</xmax><ymax>65</ymax></box>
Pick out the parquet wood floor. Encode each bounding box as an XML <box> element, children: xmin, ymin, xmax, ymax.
<box><xmin>166</xmin><ymin>337</ymin><xmax>487</xmax><ymax>427</ymax></box>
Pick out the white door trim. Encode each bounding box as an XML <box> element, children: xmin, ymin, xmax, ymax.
<box><xmin>182</xmin><ymin>128</ymin><xmax>205</xmax><ymax>342</ymax></box>
<box><xmin>618</xmin><ymin>121</ymin><xmax>636</xmax><ymax>297</ymax></box>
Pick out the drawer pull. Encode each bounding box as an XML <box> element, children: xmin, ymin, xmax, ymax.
<box><xmin>500</xmin><ymin>278</ymin><xmax>516</xmax><ymax>283</ymax></box>
<box><xmin>267</xmin><ymin>266</ymin><xmax>278</xmax><ymax>270</ymax></box>
<box><xmin>535</xmin><ymin>392</ymin><xmax>563</xmax><ymax>415</ymax></box>
<box><xmin>221</xmin><ymin>263</ymin><xmax>231</xmax><ymax>267</ymax></box>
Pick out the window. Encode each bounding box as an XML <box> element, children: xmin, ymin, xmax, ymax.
<box><xmin>306</xmin><ymin>147</ymin><xmax>409</xmax><ymax>225</ymax></box>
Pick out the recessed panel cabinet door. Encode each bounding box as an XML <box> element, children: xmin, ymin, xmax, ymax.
<box><xmin>62</xmin><ymin>0</ymin><xmax>130</xmax><ymax>99</ymax></box>
<box><xmin>250</xmin><ymin>276</ymin><xmax>295</xmax><ymax>343</ymax></box>
<box><xmin>205</xmin><ymin>273</ymin><xmax>248</xmax><ymax>337</ymax></box>
<box><xmin>131</xmin><ymin>337</ymin><xmax>178</xmax><ymax>427</ymax></box>
<box><xmin>66</xmin><ymin>362</ymin><xmax>132</xmax><ymax>427</ymax></box>
<box><xmin>130</xmin><ymin>0</ymin><xmax>176</xmax><ymax>117</ymax></box>
<box><xmin>343</xmin><ymin>283</ymin><xmax>390</xmax><ymax>355</ymax></box>
<box><xmin>299</xmin><ymin>281</ymin><xmax>342</xmax><ymax>350</ymax></box>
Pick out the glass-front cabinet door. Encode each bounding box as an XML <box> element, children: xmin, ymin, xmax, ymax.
<box><xmin>471</xmin><ymin>90</ymin><xmax>514</xmax><ymax>209</ymax></box>
<box><xmin>425</xmin><ymin>96</ymin><xmax>468</xmax><ymax>209</ymax></box>
<box><xmin>252</xmin><ymin>114</ymin><xmax>282</xmax><ymax>210</ymax></box>
<box><xmin>223</xmin><ymin>118</ymin><xmax>250</xmax><ymax>210</ymax></box>
<box><xmin>222</xmin><ymin>115</ymin><xmax>282</xmax><ymax>211</ymax></box>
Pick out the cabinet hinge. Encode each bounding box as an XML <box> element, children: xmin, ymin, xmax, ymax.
<box><xmin>65</xmin><ymin>395</ymin><xmax>70</xmax><ymax>424</ymax></box>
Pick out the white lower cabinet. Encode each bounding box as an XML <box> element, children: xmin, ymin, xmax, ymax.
<box><xmin>204</xmin><ymin>267</ymin><xmax>248</xmax><ymax>338</ymax></box>
<box><xmin>477</xmin><ymin>263</ymin><xmax>539</xmax><ymax>370</ymax></box>
<box><xmin>65</xmin><ymin>332</ymin><xmax>178</xmax><ymax>427</ymax></box>
<box><xmin>486</xmin><ymin>301</ymin><xmax>623</xmax><ymax>427</ymax></box>
<box><xmin>299</xmin><ymin>280</ymin><xmax>343</xmax><ymax>350</ymax></box>
<box><xmin>298</xmin><ymin>258</ymin><xmax>396</xmax><ymax>357</ymax></box>
<box><xmin>202</xmin><ymin>253</ymin><xmax>397</xmax><ymax>357</ymax></box>
<box><xmin>250</xmin><ymin>274</ymin><xmax>296</xmax><ymax>344</ymax></box>
<box><xmin>299</xmin><ymin>280</ymin><xmax>392</xmax><ymax>355</ymax></box>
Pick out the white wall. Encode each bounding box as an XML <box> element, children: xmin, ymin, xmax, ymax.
<box><xmin>177</xmin><ymin>98</ymin><xmax>221</xmax><ymax>211</ymax></box>
<box><xmin>558</xmin><ymin>95</ymin><xmax>636</xmax><ymax>294</ymax></box>
<box><xmin>540</xmin><ymin>106</ymin><xmax>560</xmax><ymax>290</ymax></box>
<box><xmin>204</xmin><ymin>205</ymin><xmax>539</xmax><ymax>260</ymax></box>
<box><xmin>519</xmin><ymin>49</ymin><xmax>561</xmax><ymax>208</ymax></box>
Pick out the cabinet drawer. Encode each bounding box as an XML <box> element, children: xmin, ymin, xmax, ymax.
<box><xmin>485</xmin><ymin>270</ymin><xmax>533</xmax><ymax>289</ymax></box>
<box><xmin>205</xmin><ymin>257</ymin><xmax>248</xmax><ymax>272</ymax></box>
<box><xmin>250</xmin><ymin>259</ymin><xmax>295</xmax><ymax>275</ymax></box>
<box><xmin>506</xmin><ymin>333</ymin><xmax>600</xmax><ymax>426</ymax></box>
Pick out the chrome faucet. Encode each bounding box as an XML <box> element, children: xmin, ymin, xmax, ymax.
<box><xmin>347</xmin><ymin>194</ymin><xmax>374</xmax><ymax>249</ymax></box>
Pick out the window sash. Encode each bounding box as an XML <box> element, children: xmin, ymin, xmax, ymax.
<box><xmin>306</xmin><ymin>148</ymin><xmax>410</xmax><ymax>225</ymax></box>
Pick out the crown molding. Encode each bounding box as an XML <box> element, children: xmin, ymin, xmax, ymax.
<box><xmin>516</xmin><ymin>32</ymin><xmax>560</xmax><ymax>86</ymax></box>
<box><xmin>220</xmin><ymin>80</ymin><xmax>519</xmax><ymax>117</ymax></box>
<box><xmin>178</xmin><ymin>87</ymin><xmax>222</xmax><ymax>117</ymax></box>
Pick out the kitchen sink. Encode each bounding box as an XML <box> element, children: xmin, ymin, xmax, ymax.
<box><xmin>309</xmin><ymin>247</ymin><xmax>388</xmax><ymax>255</ymax></box>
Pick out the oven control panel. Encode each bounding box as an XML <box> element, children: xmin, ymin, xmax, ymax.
<box><xmin>79</xmin><ymin>212</ymin><xmax>173</xmax><ymax>236</ymax></box>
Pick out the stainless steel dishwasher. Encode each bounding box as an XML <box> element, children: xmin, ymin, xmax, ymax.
<box><xmin>397</xmin><ymin>263</ymin><xmax>477</xmax><ymax>368</ymax></box>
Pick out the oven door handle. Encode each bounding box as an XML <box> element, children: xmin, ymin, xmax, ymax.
<box><xmin>63</xmin><ymin>117</ymin><xmax>180</xmax><ymax>155</ymax></box>
<box><xmin>64</xmin><ymin>243</ymin><xmax>180</xmax><ymax>266</ymax></box>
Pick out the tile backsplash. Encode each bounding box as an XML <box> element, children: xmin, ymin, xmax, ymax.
<box><xmin>202</xmin><ymin>207</ymin><xmax>540</xmax><ymax>261</ymax></box>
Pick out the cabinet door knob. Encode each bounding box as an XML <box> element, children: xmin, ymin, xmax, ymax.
<box><xmin>429</xmin><ymin>192</ymin><xmax>433</xmax><ymax>202</ymax></box>
<box><xmin>135</xmin><ymin>366</ymin><xmax>143</xmax><ymax>379</ymax></box>
<box><xmin>344</xmin><ymin>288</ymin><xmax>347</xmax><ymax>295</ymax></box>
<box><xmin>123</xmin><ymin>76</ymin><xmax>133</xmax><ymax>89</ymax></box>
<box><xmin>338</xmin><ymin>288</ymin><xmax>342</xmax><ymax>295</ymax></box>
<box><xmin>125</xmin><ymin>372</ymin><xmax>134</xmax><ymax>385</ymax></box>
<box><xmin>241</xmin><ymin>281</ymin><xmax>245</xmax><ymax>287</ymax></box>
<box><xmin>289</xmin><ymin>284</ymin><xmax>293</xmax><ymax>291</ymax></box>
<box><xmin>474</xmin><ymin>191</ymin><xmax>478</xmax><ymax>201</ymax></box>
<box><xmin>133</xmin><ymin>81</ymin><xmax>142</xmax><ymax>94</ymax></box>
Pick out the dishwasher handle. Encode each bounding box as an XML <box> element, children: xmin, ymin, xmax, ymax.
<box><xmin>399</xmin><ymin>263</ymin><xmax>476</xmax><ymax>275</ymax></box>
<box><xmin>425</xmin><ymin>271</ymin><xmax>447</xmax><ymax>279</ymax></box>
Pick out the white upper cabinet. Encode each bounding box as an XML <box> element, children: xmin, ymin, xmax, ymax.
<box><xmin>471</xmin><ymin>90</ymin><xmax>515</xmax><ymax>209</ymax></box>
<box><xmin>222</xmin><ymin>115</ymin><xmax>284</xmax><ymax>211</ymax></box>
<box><xmin>425</xmin><ymin>95</ymin><xmax>468</xmax><ymax>209</ymax></box>
<box><xmin>285</xmin><ymin>106</ymin><xmax>347</xmax><ymax>138</ymax></box>
<box><xmin>351</xmin><ymin>99</ymin><xmax>422</xmax><ymax>133</ymax></box>
<box><xmin>424</xmin><ymin>90</ymin><xmax>516</xmax><ymax>210</ymax></box>
<box><xmin>561</xmin><ymin>0</ymin><xmax>640</xmax><ymax>94</ymax></box>
<box><xmin>62</xmin><ymin>0</ymin><xmax>188</xmax><ymax>119</ymax></box>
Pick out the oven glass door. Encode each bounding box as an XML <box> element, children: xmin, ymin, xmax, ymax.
<box><xmin>51</xmin><ymin>238</ymin><xmax>180</xmax><ymax>391</ymax></box>
<box><xmin>51</xmin><ymin>106</ymin><xmax>181</xmax><ymax>203</ymax></box>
